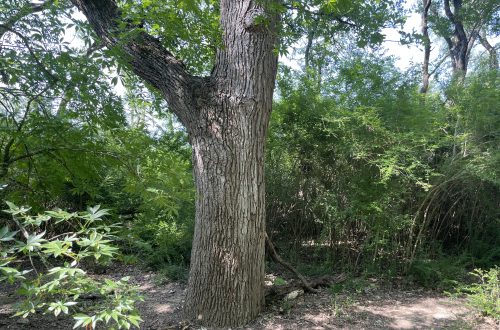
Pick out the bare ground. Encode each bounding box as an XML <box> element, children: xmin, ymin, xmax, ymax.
<box><xmin>1</xmin><ymin>263</ymin><xmax>497</xmax><ymax>330</ymax></box>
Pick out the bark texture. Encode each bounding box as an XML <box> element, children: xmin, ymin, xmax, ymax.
<box><xmin>71</xmin><ymin>0</ymin><xmax>279</xmax><ymax>326</ymax></box>
<box><xmin>184</xmin><ymin>1</ymin><xmax>278</xmax><ymax>325</ymax></box>
<box><xmin>442</xmin><ymin>0</ymin><xmax>485</xmax><ymax>79</ymax></box>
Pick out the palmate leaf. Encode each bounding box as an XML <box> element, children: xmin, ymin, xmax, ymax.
<box><xmin>127</xmin><ymin>313</ymin><xmax>143</xmax><ymax>328</ymax></box>
<box><xmin>41</xmin><ymin>240</ymin><xmax>72</xmax><ymax>258</ymax></box>
<box><xmin>4</xmin><ymin>201</ymin><xmax>31</xmax><ymax>216</ymax></box>
<box><xmin>45</xmin><ymin>209</ymin><xmax>78</xmax><ymax>224</ymax></box>
<box><xmin>22</xmin><ymin>214</ymin><xmax>52</xmax><ymax>226</ymax></box>
<box><xmin>77</xmin><ymin>231</ymin><xmax>119</xmax><ymax>260</ymax></box>
<box><xmin>0</xmin><ymin>226</ymin><xmax>18</xmax><ymax>242</ymax></box>
<box><xmin>17</xmin><ymin>231</ymin><xmax>47</xmax><ymax>253</ymax></box>
<box><xmin>82</xmin><ymin>205</ymin><xmax>110</xmax><ymax>222</ymax></box>
<box><xmin>72</xmin><ymin>313</ymin><xmax>95</xmax><ymax>329</ymax></box>
<box><xmin>48</xmin><ymin>301</ymin><xmax>78</xmax><ymax>317</ymax></box>
<box><xmin>48</xmin><ymin>266</ymin><xmax>86</xmax><ymax>279</ymax></box>
<box><xmin>0</xmin><ymin>265</ymin><xmax>32</xmax><ymax>283</ymax></box>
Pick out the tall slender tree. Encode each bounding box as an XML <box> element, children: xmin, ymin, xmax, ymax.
<box><xmin>420</xmin><ymin>0</ymin><xmax>432</xmax><ymax>93</ymax></box>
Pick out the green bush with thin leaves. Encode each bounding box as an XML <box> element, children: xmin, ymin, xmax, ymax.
<box><xmin>453</xmin><ymin>267</ymin><xmax>500</xmax><ymax>319</ymax></box>
<box><xmin>0</xmin><ymin>202</ymin><xmax>143</xmax><ymax>329</ymax></box>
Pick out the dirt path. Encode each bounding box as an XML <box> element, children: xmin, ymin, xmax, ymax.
<box><xmin>1</xmin><ymin>264</ymin><xmax>497</xmax><ymax>329</ymax></box>
<box><xmin>246</xmin><ymin>289</ymin><xmax>496</xmax><ymax>330</ymax></box>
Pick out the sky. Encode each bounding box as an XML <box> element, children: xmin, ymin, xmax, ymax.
<box><xmin>56</xmin><ymin>0</ymin><xmax>424</xmax><ymax>73</ymax></box>
<box><xmin>60</xmin><ymin>0</ymin><xmax>431</xmax><ymax>132</ymax></box>
<box><xmin>382</xmin><ymin>0</ymin><xmax>423</xmax><ymax>69</ymax></box>
<box><xmin>280</xmin><ymin>0</ymin><xmax>424</xmax><ymax>71</ymax></box>
<box><xmin>4</xmin><ymin>1</ymin><xmax>497</xmax><ymax>100</ymax></box>
<box><xmin>382</xmin><ymin>11</ymin><xmax>423</xmax><ymax>70</ymax></box>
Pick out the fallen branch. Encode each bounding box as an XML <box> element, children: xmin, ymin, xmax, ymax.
<box><xmin>265</xmin><ymin>233</ymin><xmax>319</xmax><ymax>293</ymax></box>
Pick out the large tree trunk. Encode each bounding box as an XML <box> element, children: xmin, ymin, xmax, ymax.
<box><xmin>443</xmin><ymin>0</ymin><xmax>473</xmax><ymax>78</ymax></box>
<box><xmin>185</xmin><ymin>109</ymin><xmax>269</xmax><ymax>326</ymax></box>
<box><xmin>183</xmin><ymin>2</ymin><xmax>278</xmax><ymax>326</ymax></box>
<box><xmin>70</xmin><ymin>0</ymin><xmax>278</xmax><ymax>326</ymax></box>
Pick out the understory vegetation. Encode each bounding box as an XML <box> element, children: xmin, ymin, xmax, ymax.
<box><xmin>1</xmin><ymin>0</ymin><xmax>499</xmax><ymax>327</ymax></box>
<box><xmin>267</xmin><ymin>62</ymin><xmax>499</xmax><ymax>284</ymax></box>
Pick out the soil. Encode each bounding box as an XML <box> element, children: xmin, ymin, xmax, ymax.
<box><xmin>1</xmin><ymin>263</ymin><xmax>497</xmax><ymax>330</ymax></box>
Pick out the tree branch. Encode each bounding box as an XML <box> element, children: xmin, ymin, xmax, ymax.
<box><xmin>0</xmin><ymin>1</ymin><xmax>54</xmax><ymax>40</ymax></box>
<box><xmin>443</xmin><ymin>0</ymin><xmax>456</xmax><ymax>23</ymax></box>
<box><xmin>265</xmin><ymin>233</ymin><xmax>319</xmax><ymax>293</ymax></box>
<box><xmin>0</xmin><ymin>85</ymin><xmax>49</xmax><ymax>179</ymax></box>
<box><xmin>282</xmin><ymin>3</ymin><xmax>357</xmax><ymax>28</ymax></box>
<box><xmin>429</xmin><ymin>53</ymin><xmax>450</xmax><ymax>76</ymax></box>
<box><xmin>70</xmin><ymin>0</ymin><xmax>203</xmax><ymax>131</ymax></box>
<box><xmin>0</xmin><ymin>24</ymin><xmax>58</xmax><ymax>83</ymax></box>
<box><xmin>476</xmin><ymin>31</ymin><xmax>499</xmax><ymax>70</ymax></box>
<box><xmin>8</xmin><ymin>148</ymin><xmax>56</xmax><ymax>164</ymax></box>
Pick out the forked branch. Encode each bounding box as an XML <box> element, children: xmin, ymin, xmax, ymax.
<box><xmin>70</xmin><ymin>0</ymin><xmax>203</xmax><ymax>130</ymax></box>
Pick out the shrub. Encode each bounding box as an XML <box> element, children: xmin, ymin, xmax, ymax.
<box><xmin>408</xmin><ymin>257</ymin><xmax>466</xmax><ymax>290</ymax></box>
<box><xmin>0</xmin><ymin>202</ymin><xmax>143</xmax><ymax>329</ymax></box>
<box><xmin>455</xmin><ymin>267</ymin><xmax>500</xmax><ymax>319</ymax></box>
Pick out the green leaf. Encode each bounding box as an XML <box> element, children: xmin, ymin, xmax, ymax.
<box><xmin>45</xmin><ymin>210</ymin><xmax>77</xmax><ymax>224</ymax></box>
<box><xmin>82</xmin><ymin>205</ymin><xmax>110</xmax><ymax>222</ymax></box>
<box><xmin>0</xmin><ymin>226</ymin><xmax>18</xmax><ymax>242</ymax></box>
<box><xmin>41</xmin><ymin>240</ymin><xmax>72</xmax><ymax>257</ymax></box>
<box><xmin>128</xmin><ymin>313</ymin><xmax>142</xmax><ymax>327</ymax></box>
<box><xmin>19</xmin><ymin>231</ymin><xmax>47</xmax><ymax>252</ymax></box>
<box><xmin>72</xmin><ymin>314</ymin><xmax>91</xmax><ymax>329</ymax></box>
<box><xmin>4</xmin><ymin>201</ymin><xmax>31</xmax><ymax>216</ymax></box>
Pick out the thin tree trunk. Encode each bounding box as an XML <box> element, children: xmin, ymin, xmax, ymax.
<box><xmin>420</xmin><ymin>0</ymin><xmax>432</xmax><ymax>93</ymax></box>
<box><xmin>304</xmin><ymin>18</ymin><xmax>319</xmax><ymax>71</ymax></box>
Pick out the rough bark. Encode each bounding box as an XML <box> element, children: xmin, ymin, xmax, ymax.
<box><xmin>184</xmin><ymin>2</ymin><xmax>278</xmax><ymax>325</ymax></box>
<box><xmin>71</xmin><ymin>0</ymin><xmax>279</xmax><ymax>326</ymax></box>
<box><xmin>420</xmin><ymin>0</ymin><xmax>432</xmax><ymax>94</ymax></box>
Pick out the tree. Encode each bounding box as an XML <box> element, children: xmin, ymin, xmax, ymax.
<box><xmin>3</xmin><ymin>0</ymin><xmax>401</xmax><ymax>326</ymax></box>
<box><xmin>0</xmin><ymin>0</ymin><xmax>128</xmax><ymax>210</ymax></box>
<box><xmin>420</xmin><ymin>0</ymin><xmax>432</xmax><ymax>93</ymax></box>
<box><xmin>424</xmin><ymin>0</ymin><xmax>499</xmax><ymax>80</ymax></box>
<box><xmin>67</xmin><ymin>0</ymin><xmax>279</xmax><ymax>326</ymax></box>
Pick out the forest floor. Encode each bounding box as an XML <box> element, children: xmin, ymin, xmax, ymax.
<box><xmin>0</xmin><ymin>263</ymin><xmax>497</xmax><ymax>330</ymax></box>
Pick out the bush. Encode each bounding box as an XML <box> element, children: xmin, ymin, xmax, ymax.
<box><xmin>408</xmin><ymin>257</ymin><xmax>466</xmax><ymax>290</ymax></box>
<box><xmin>454</xmin><ymin>267</ymin><xmax>500</xmax><ymax>319</ymax></box>
<box><xmin>155</xmin><ymin>264</ymin><xmax>189</xmax><ymax>284</ymax></box>
<box><xmin>0</xmin><ymin>202</ymin><xmax>143</xmax><ymax>329</ymax></box>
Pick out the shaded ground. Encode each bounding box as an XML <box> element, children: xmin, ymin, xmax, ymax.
<box><xmin>1</xmin><ymin>264</ymin><xmax>497</xmax><ymax>329</ymax></box>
